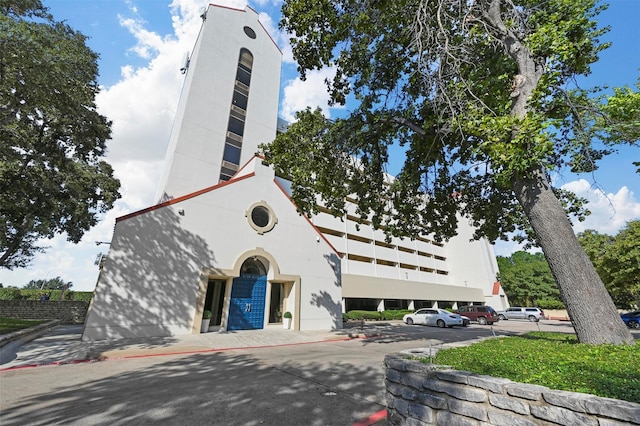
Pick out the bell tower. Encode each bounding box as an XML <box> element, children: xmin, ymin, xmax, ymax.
<box><xmin>155</xmin><ymin>4</ymin><xmax>282</xmax><ymax>201</ymax></box>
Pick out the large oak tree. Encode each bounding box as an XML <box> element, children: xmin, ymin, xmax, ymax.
<box><xmin>262</xmin><ymin>0</ymin><xmax>638</xmax><ymax>343</ymax></box>
<box><xmin>0</xmin><ymin>1</ymin><xmax>120</xmax><ymax>269</ymax></box>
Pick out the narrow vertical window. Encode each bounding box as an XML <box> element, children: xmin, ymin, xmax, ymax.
<box><xmin>219</xmin><ymin>49</ymin><xmax>253</xmax><ymax>182</ymax></box>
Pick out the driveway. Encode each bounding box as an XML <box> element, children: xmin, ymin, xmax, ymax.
<box><xmin>0</xmin><ymin>320</ymin><xmax>582</xmax><ymax>425</ymax></box>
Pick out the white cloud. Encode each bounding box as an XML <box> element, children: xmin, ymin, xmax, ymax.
<box><xmin>280</xmin><ymin>68</ymin><xmax>343</xmax><ymax>122</ymax></box>
<box><xmin>494</xmin><ymin>179</ymin><xmax>640</xmax><ymax>257</ymax></box>
<box><xmin>562</xmin><ymin>179</ymin><xmax>640</xmax><ymax>234</ymax></box>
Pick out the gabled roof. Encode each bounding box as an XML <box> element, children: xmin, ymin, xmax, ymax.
<box><xmin>115</xmin><ymin>156</ymin><xmax>342</xmax><ymax>256</ymax></box>
<box><xmin>207</xmin><ymin>3</ymin><xmax>282</xmax><ymax>54</ymax></box>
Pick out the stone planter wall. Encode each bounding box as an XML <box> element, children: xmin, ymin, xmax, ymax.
<box><xmin>385</xmin><ymin>353</ymin><xmax>640</xmax><ymax>426</ymax></box>
<box><xmin>0</xmin><ymin>300</ymin><xmax>89</xmax><ymax>324</ymax></box>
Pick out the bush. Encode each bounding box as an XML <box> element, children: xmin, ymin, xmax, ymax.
<box><xmin>536</xmin><ymin>298</ymin><xmax>566</xmax><ymax>309</ymax></box>
<box><xmin>380</xmin><ymin>309</ymin><xmax>413</xmax><ymax>320</ymax></box>
<box><xmin>0</xmin><ymin>289</ymin><xmax>94</xmax><ymax>301</ymax></box>
<box><xmin>343</xmin><ymin>309</ymin><xmax>413</xmax><ymax>321</ymax></box>
<box><xmin>430</xmin><ymin>332</ymin><xmax>640</xmax><ymax>403</ymax></box>
<box><xmin>0</xmin><ymin>288</ymin><xmax>23</xmax><ymax>300</ymax></box>
<box><xmin>345</xmin><ymin>310</ymin><xmax>381</xmax><ymax>321</ymax></box>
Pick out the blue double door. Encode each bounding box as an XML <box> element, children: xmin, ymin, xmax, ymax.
<box><xmin>228</xmin><ymin>274</ymin><xmax>267</xmax><ymax>330</ymax></box>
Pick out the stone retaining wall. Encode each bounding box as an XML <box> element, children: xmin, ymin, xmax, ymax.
<box><xmin>385</xmin><ymin>353</ymin><xmax>640</xmax><ymax>425</ymax></box>
<box><xmin>0</xmin><ymin>300</ymin><xmax>89</xmax><ymax>324</ymax></box>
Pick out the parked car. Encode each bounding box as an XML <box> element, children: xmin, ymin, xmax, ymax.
<box><xmin>620</xmin><ymin>311</ymin><xmax>640</xmax><ymax>328</ymax></box>
<box><xmin>456</xmin><ymin>305</ymin><xmax>499</xmax><ymax>325</ymax></box>
<box><xmin>497</xmin><ymin>307</ymin><xmax>545</xmax><ymax>322</ymax></box>
<box><xmin>460</xmin><ymin>315</ymin><xmax>471</xmax><ymax>326</ymax></box>
<box><xmin>403</xmin><ymin>308</ymin><xmax>464</xmax><ymax>328</ymax></box>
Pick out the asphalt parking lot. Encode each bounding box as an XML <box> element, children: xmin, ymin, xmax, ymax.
<box><xmin>1</xmin><ymin>320</ymin><xmax>634</xmax><ymax>425</ymax></box>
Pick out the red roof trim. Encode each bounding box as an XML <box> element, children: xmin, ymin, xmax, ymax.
<box><xmin>273</xmin><ymin>178</ymin><xmax>342</xmax><ymax>258</ymax></box>
<box><xmin>116</xmin><ymin>172</ymin><xmax>256</xmax><ymax>223</ymax></box>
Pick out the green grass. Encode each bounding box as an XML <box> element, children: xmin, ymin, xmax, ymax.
<box><xmin>430</xmin><ymin>332</ymin><xmax>640</xmax><ymax>403</ymax></box>
<box><xmin>0</xmin><ymin>317</ymin><xmax>47</xmax><ymax>335</ymax></box>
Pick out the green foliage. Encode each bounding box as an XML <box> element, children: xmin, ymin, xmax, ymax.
<box><xmin>380</xmin><ymin>309</ymin><xmax>413</xmax><ymax>320</ymax></box>
<box><xmin>202</xmin><ymin>310</ymin><xmax>212</xmax><ymax>319</ymax></box>
<box><xmin>536</xmin><ymin>298</ymin><xmax>566</xmax><ymax>310</ymax></box>
<box><xmin>0</xmin><ymin>0</ymin><xmax>121</xmax><ymax>269</ymax></box>
<box><xmin>268</xmin><ymin>0</ymin><xmax>637</xmax><ymax>344</ymax></box>
<box><xmin>23</xmin><ymin>276</ymin><xmax>72</xmax><ymax>290</ymax></box>
<box><xmin>578</xmin><ymin>220</ymin><xmax>640</xmax><ymax>308</ymax></box>
<box><xmin>0</xmin><ymin>288</ymin><xmax>23</xmax><ymax>300</ymax></box>
<box><xmin>0</xmin><ymin>288</ymin><xmax>92</xmax><ymax>301</ymax></box>
<box><xmin>431</xmin><ymin>332</ymin><xmax>640</xmax><ymax>403</ymax></box>
<box><xmin>344</xmin><ymin>310</ymin><xmax>381</xmax><ymax>321</ymax></box>
<box><xmin>0</xmin><ymin>317</ymin><xmax>47</xmax><ymax>334</ymax></box>
<box><xmin>497</xmin><ymin>251</ymin><xmax>562</xmax><ymax>307</ymax></box>
<box><xmin>264</xmin><ymin>0</ymin><xmax>631</xmax><ymax>244</ymax></box>
<box><xmin>344</xmin><ymin>309</ymin><xmax>412</xmax><ymax>321</ymax></box>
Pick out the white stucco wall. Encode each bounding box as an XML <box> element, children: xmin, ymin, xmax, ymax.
<box><xmin>444</xmin><ymin>216</ymin><xmax>508</xmax><ymax>309</ymax></box>
<box><xmin>84</xmin><ymin>160</ymin><xmax>342</xmax><ymax>340</ymax></box>
<box><xmin>155</xmin><ymin>4</ymin><xmax>281</xmax><ymax>201</ymax></box>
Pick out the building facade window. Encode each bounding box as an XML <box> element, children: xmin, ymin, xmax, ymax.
<box><xmin>246</xmin><ymin>202</ymin><xmax>277</xmax><ymax>234</ymax></box>
<box><xmin>220</xmin><ymin>48</ymin><xmax>253</xmax><ymax>182</ymax></box>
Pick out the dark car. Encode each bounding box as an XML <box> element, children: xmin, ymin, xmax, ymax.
<box><xmin>620</xmin><ymin>311</ymin><xmax>640</xmax><ymax>328</ymax></box>
<box><xmin>456</xmin><ymin>305</ymin><xmax>499</xmax><ymax>325</ymax></box>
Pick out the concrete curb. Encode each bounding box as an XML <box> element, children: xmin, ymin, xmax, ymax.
<box><xmin>0</xmin><ymin>320</ymin><xmax>62</xmax><ymax>348</ymax></box>
<box><xmin>91</xmin><ymin>331</ymin><xmax>384</xmax><ymax>361</ymax></box>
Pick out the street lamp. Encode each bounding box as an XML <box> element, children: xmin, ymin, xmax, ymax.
<box><xmin>95</xmin><ymin>241</ymin><xmax>111</xmax><ymax>246</ymax></box>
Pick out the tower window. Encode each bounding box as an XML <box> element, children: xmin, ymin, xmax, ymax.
<box><xmin>219</xmin><ymin>48</ymin><xmax>254</xmax><ymax>183</ymax></box>
<box><xmin>222</xmin><ymin>144</ymin><xmax>241</xmax><ymax>165</ymax></box>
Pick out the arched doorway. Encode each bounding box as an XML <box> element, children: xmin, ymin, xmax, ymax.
<box><xmin>227</xmin><ymin>257</ymin><xmax>267</xmax><ymax>330</ymax></box>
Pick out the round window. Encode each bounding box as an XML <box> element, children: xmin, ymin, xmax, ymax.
<box><xmin>246</xmin><ymin>202</ymin><xmax>277</xmax><ymax>234</ymax></box>
<box><xmin>243</xmin><ymin>26</ymin><xmax>256</xmax><ymax>39</ymax></box>
<box><xmin>251</xmin><ymin>206</ymin><xmax>270</xmax><ymax>228</ymax></box>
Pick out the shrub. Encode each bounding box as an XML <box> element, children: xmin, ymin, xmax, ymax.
<box><xmin>283</xmin><ymin>311</ymin><xmax>292</xmax><ymax>319</ymax></box>
<box><xmin>536</xmin><ymin>298</ymin><xmax>566</xmax><ymax>309</ymax></box>
<box><xmin>380</xmin><ymin>309</ymin><xmax>413</xmax><ymax>320</ymax></box>
<box><xmin>345</xmin><ymin>310</ymin><xmax>381</xmax><ymax>321</ymax></box>
<box><xmin>0</xmin><ymin>288</ymin><xmax>23</xmax><ymax>300</ymax></box>
<box><xmin>0</xmin><ymin>289</ymin><xmax>94</xmax><ymax>301</ymax></box>
<box><xmin>343</xmin><ymin>309</ymin><xmax>414</xmax><ymax>321</ymax></box>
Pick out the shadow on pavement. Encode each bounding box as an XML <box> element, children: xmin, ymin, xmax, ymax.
<box><xmin>1</xmin><ymin>350</ymin><xmax>387</xmax><ymax>426</ymax></box>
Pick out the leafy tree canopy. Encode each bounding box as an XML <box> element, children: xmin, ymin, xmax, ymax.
<box><xmin>578</xmin><ymin>221</ymin><xmax>640</xmax><ymax>309</ymax></box>
<box><xmin>0</xmin><ymin>0</ymin><xmax>121</xmax><ymax>269</ymax></box>
<box><xmin>497</xmin><ymin>251</ymin><xmax>561</xmax><ymax>307</ymax></box>
<box><xmin>23</xmin><ymin>276</ymin><xmax>72</xmax><ymax>290</ymax></box>
<box><xmin>263</xmin><ymin>0</ymin><xmax>638</xmax><ymax>344</ymax></box>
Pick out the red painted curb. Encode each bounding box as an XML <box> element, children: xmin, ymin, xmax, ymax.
<box><xmin>353</xmin><ymin>409</ymin><xmax>387</xmax><ymax>425</ymax></box>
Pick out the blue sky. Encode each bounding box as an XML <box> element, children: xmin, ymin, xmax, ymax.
<box><xmin>1</xmin><ymin>0</ymin><xmax>638</xmax><ymax>290</ymax></box>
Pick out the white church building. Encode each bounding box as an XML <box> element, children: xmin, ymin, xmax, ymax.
<box><xmin>82</xmin><ymin>4</ymin><xmax>507</xmax><ymax>340</ymax></box>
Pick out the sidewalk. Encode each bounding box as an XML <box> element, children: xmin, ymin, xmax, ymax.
<box><xmin>0</xmin><ymin>321</ymin><xmax>389</xmax><ymax>370</ymax></box>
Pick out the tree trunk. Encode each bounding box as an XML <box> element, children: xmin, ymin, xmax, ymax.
<box><xmin>511</xmin><ymin>169</ymin><xmax>634</xmax><ymax>344</ymax></box>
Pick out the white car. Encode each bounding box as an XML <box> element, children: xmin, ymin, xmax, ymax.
<box><xmin>403</xmin><ymin>308</ymin><xmax>464</xmax><ymax>328</ymax></box>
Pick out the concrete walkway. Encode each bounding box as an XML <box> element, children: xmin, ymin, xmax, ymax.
<box><xmin>0</xmin><ymin>321</ymin><xmax>386</xmax><ymax>370</ymax></box>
